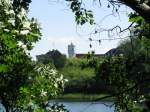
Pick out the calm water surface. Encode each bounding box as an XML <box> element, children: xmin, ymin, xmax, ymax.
<box><xmin>50</xmin><ymin>101</ymin><xmax>114</xmax><ymax>112</ymax></box>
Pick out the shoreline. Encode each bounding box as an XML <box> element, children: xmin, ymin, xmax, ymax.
<box><xmin>53</xmin><ymin>93</ymin><xmax>114</xmax><ymax>102</ymax></box>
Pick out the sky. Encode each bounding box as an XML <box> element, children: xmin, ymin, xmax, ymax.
<box><xmin>29</xmin><ymin>0</ymin><xmax>131</xmax><ymax>59</ymax></box>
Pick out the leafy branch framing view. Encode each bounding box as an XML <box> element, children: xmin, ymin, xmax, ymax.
<box><xmin>0</xmin><ymin>0</ymin><xmax>150</xmax><ymax>112</ymax></box>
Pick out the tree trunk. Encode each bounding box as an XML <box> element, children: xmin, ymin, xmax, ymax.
<box><xmin>119</xmin><ymin>0</ymin><xmax>150</xmax><ymax>23</ymax></box>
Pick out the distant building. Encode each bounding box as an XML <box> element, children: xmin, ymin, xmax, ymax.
<box><xmin>75</xmin><ymin>48</ymin><xmax>122</xmax><ymax>58</ymax></box>
<box><xmin>67</xmin><ymin>42</ymin><xmax>121</xmax><ymax>58</ymax></box>
<box><xmin>76</xmin><ymin>53</ymin><xmax>104</xmax><ymax>58</ymax></box>
<box><xmin>104</xmin><ymin>48</ymin><xmax>121</xmax><ymax>57</ymax></box>
<box><xmin>68</xmin><ymin>43</ymin><xmax>75</xmax><ymax>57</ymax></box>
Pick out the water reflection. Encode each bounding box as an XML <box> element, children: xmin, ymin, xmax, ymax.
<box><xmin>49</xmin><ymin>101</ymin><xmax>114</xmax><ymax>112</ymax></box>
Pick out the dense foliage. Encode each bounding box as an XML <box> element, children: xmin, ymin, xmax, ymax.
<box><xmin>60</xmin><ymin>57</ymin><xmax>96</xmax><ymax>93</ymax></box>
<box><xmin>93</xmin><ymin>32</ymin><xmax>150</xmax><ymax>111</ymax></box>
<box><xmin>16</xmin><ymin>64</ymin><xmax>67</xmax><ymax>111</ymax></box>
<box><xmin>36</xmin><ymin>50</ymin><xmax>67</xmax><ymax>69</ymax></box>
<box><xmin>0</xmin><ymin>0</ymin><xmax>40</xmax><ymax>111</ymax></box>
<box><xmin>0</xmin><ymin>0</ymin><xmax>68</xmax><ymax>112</ymax></box>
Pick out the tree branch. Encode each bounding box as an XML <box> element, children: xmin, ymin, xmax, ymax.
<box><xmin>119</xmin><ymin>0</ymin><xmax>150</xmax><ymax>23</ymax></box>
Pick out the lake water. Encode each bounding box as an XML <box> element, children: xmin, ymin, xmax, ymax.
<box><xmin>0</xmin><ymin>101</ymin><xmax>114</xmax><ymax>112</ymax></box>
<box><xmin>49</xmin><ymin>101</ymin><xmax>114</xmax><ymax>112</ymax></box>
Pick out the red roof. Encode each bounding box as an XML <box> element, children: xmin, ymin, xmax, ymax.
<box><xmin>75</xmin><ymin>54</ymin><xmax>104</xmax><ymax>58</ymax></box>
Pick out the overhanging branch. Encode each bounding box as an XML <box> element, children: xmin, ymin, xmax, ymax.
<box><xmin>118</xmin><ymin>0</ymin><xmax>150</xmax><ymax>23</ymax></box>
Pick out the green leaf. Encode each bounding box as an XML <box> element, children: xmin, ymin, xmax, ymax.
<box><xmin>0</xmin><ymin>64</ymin><xmax>9</xmax><ymax>73</ymax></box>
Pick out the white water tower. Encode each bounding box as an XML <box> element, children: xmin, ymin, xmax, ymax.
<box><xmin>68</xmin><ymin>43</ymin><xmax>75</xmax><ymax>57</ymax></box>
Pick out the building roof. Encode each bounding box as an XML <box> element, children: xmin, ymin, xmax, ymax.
<box><xmin>104</xmin><ymin>48</ymin><xmax>121</xmax><ymax>56</ymax></box>
<box><xmin>75</xmin><ymin>53</ymin><xmax>104</xmax><ymax>58</ymax></box>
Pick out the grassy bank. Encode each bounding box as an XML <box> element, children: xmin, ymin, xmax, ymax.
<box><xmin>54</xmin><ymin>93</ymin><xmax>114</xmax><ymax>102</ymax></box>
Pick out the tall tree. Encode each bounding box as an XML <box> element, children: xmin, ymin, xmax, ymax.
<box><xmin>37</xmin><ymin>50</ymin><xmax>67</xmax><ymax>69</ymax></box>
<box><xmin>0</xmin><ymin>1</ymin><xmax>68</xmax><ymax>112</ymax></box>
<box><xmin>0</xmin><ymin>0</ymin><xmax>39</xmax><ymax>111</ymax></box>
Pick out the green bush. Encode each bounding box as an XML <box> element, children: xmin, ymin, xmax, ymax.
<box><xmin>60</xmin><ymin>58</ymin><xmax>96</xmax><ymax>93</ymax></box>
